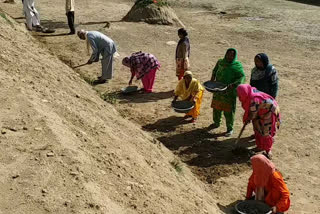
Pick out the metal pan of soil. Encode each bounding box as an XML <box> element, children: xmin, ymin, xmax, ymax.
<box><xmin>203</xmin><ymin>81</ymin><xmax>227</xmax><ymax>93</ymax></box>
<box><xmin>235</xmin><ymin>200</ymin><xmax>272</xmax><ymax>214</ymax></box>
<box><xmin>172</xmin><ymin>100</ymin><xmax>194</xmax><ymax>113</ymax></box>
<box><xmin>121</xmin><ymin>86</ymin><xmax>139</xmax><ymax>95</ymax></box>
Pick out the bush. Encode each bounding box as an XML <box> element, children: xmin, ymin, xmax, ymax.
<box><xmin>135</xmin><ymin>0</ymin><xmax>169</xmax><ymax>7</ymax></box>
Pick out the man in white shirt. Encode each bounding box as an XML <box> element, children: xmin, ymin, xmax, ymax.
<box><xmin>23</xmin><ymin>0</ymin><xmax>42</xmax><ymax>31</ymax></box>
<box><xmin>66</xmin><ymin>0</ymin><xmax>75</xmax><ymax>34</ymax></box>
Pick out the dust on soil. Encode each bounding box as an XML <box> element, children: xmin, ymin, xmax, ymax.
<box><xmin>1</xmin><ymin>0</ymin><xmax>320</xmax><ymax>213</ymax></box>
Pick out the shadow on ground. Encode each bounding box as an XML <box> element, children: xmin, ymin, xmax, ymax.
<box><xmin>41</xmin><ymin>19</ymin><xmax>69</xmax><ymax>29</ymax></box>
<box><xmin>118</xmin><ymin>90</ymin><xmax>174</xmax><ymax>104</ymax></box>
<box><xmin>36</xmin><ymin>33</ymin><xmax>70</xmax><ymax>37</ymax></box>
<box><xmin>144</xmin><ymin>117</ymin><xmax>256</xmax><ymax>183</ymax></box>
<box><xmin>287</xmin><ymin>0</ymin><xmax>320</xmax><ymax>6</ymax></box>
<box><xmin>79</xmin><ymin>20</ymin><xmax>122</xmax><ymax>27</ymax></box>
<box><xmin>13</xmin><ymin>16</ymin><xmax>25</xmax><ymax>20</ymax></box>
<box><xmin>142</xmin><ymin>116</ymin><xmax>191</xmax><ymax>132</ymax></box>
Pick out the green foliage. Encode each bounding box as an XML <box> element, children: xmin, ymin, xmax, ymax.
<box><xmin>135</xmin><ymin>0</ymin><xmax>169</xmax><ymax>7</ymax></box>
<box><xmin>0</xmin><ymin>12</ymin><xmax>13</xmax><ymax>25</ymax></box>
<box><xmin>170</xmin><ymin>159</ymin><xmax>183</xmax><ymax>173</ymax></box>
<box><xmin>100</xmin><ymin>91</ymin><xmax>118</xmax><ymax>105</ymax></box>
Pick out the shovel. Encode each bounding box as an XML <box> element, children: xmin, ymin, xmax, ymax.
<box><xmin>231</xmin><ymin>122</ymin><xmax>249</xmax><ymax>155</ymax></box>
<box><xmin>72</xmin><ymin>63</ymin><xmax>88</xmax><ymax>69</ymax></box>
<box><xmin>235</xmin><ymin>122</ymin><xmax>248</xmax><ymax>146</ymax></box>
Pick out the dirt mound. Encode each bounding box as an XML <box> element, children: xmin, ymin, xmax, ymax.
<box><xmin>0</xmin><ymin>12</ymin><xmax>221</xmax><ymax>214</ymax></box>
<box><xmin>122</xmin><ymin>3</ymin><xmax>184</xmax><ymax>26</ymax></box>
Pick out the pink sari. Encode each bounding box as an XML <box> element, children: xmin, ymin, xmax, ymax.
<box><xmin>237</xmin><ymin>84</ymin><xmax>280</xmax><ymax>152</ymax></box>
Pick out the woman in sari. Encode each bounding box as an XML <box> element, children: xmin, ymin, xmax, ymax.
<box><xmin>173</xmin><ymin>71</ymin><xmax>204</xmax><ymax>123</ymax></box>
<box><xmin>122</xmin><ymin>52</ymin><xmax>161</xmax><ymax>93</ymax></box>
<box><xmin>210</xmin><ymin>48</ymin><xmax>246</xmax><ymax>136</ymax></box>
<box><xmin>246</xmin><ymin>154</ymin><xmax>290</xmax><ymax>214</ymax></box>
<box><xmin>250</xmin><ymin>53</ymin><xmax>279</xmax><ymax>98</ymax></box>
<box><xmin>237</xmin><ymin>84</ymin><xmax>281</xmax><ymax>158</ymax></box>
<box><xmin>176</xmin><ymin>28</ymin><xmax>190</xmax><ymax>80</ymax></box>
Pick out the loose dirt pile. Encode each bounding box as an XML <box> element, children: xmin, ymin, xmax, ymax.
<box><xmin>0</xmin><ymin>13</ymin><xmax>220</xmax><ymax>214</ymax></box>
<box><xmin>123</xmin><ymin>2</ymin><xmax>184</xmax><ymax>26</ymax></box>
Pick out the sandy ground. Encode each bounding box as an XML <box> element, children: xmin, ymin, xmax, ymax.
<box><xmin>1</xmin><ymin>0</ymin><xmax>320</xmax><ymax>213</ymax></box>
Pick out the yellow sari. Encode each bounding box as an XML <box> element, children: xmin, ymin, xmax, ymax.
<box><xmin>174</xmin><ymin>78</ymin><xmax>204</xmax><ymax>119</ymax></box>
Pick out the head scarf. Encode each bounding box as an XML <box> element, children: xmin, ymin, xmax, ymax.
<box><xmin>215</xmin><ymin>48</ymin><xmax>243</xmax><ymax>78</ymax></box>
<box><xmin>255</xmin><ymin>53</ymin><xmax>270</xmax><ymax>69</ymax></box>
<box><xmin>184</xmin><ymin>70</ymin><xmax>193</xmax><ymax>78</ymax></box>
<box><xmin>251</xmin><ymin>53</ymin><xmax>274</xmax><ymax>81</ymax></box>
<box><xmin>251</xmin><ymin>154</ymin><xmax>275</xmax><ymax>187</ymax></box>
<box><xmin>223</xmin><ymin>48</ymin><xmax>239</xmax><ymax>64</ymax></box>
<box><xmin>212</xmin><ymin>48</ymin><xmax>244</xmax><ymax>88</ymax></box>
<box><xmin>237</xmin><ymin>84</ymin><xmax>276</xmax><ymax>122</ymax></box>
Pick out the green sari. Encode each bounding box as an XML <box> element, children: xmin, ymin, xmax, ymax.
<box><xmin>211</xmin><ymin>48</ymin><xmax>245</xmax><ymax>131</ymax></box>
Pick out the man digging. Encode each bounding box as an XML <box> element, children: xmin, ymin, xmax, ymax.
<box><xmin>77</xmin><ymin>30</ymin><xmax>117</xmax><ymax>84</ymax></box>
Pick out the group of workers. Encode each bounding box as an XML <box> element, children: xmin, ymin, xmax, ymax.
<box><xmin>170</xmin><ymin>30</ymin><xmax>280</xmax><ymax>159</ymax></box>
<box><xmin>14</xmin><ymin>1</ymin><xmax>290</xmax><ymax>212</ymax></box>
<box><xmin>76</xmin><ymin>27</ymin><xmax>289</xmax><ymax>213</ymax></box>
<box><xmin>173</xmin><ymin>30</ymin><xmax>288</xmax><ymax>214</ymax></box>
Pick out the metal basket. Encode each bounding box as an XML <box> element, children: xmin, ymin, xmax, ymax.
<box><xmin>203</xmin><ymin>81</ymin><xmax>227</xmax><ymax>93</ymax></box>
<box><xmin>235</xmin><ymin>200</ymin><xmax>272</xmax><ymax>214</ymax></box>
<box><xmin>172</xmin><ymin>100</ymin><xmax>194</xmax><ymax>113</ymax></box>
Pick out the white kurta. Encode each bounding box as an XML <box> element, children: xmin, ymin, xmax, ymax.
<box><xmin>65</xmin><ymin>0</ymin><xmax>75</xmax><ymax>12</ymax></box>
<box><xmin>23</xmin><ymin>0</ymin><xmax>40</xmax><ymax>30</ymax></box>
<box><xmin>86</xmin><ymin>31</ymin><xmax>117</xmax><ymax>80</ymax></box>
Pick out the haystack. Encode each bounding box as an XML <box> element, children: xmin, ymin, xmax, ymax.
<box><xmin>122</xmin><ymin>1</ymin><xmax>184</xmax><ymax>27</ymax></box>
